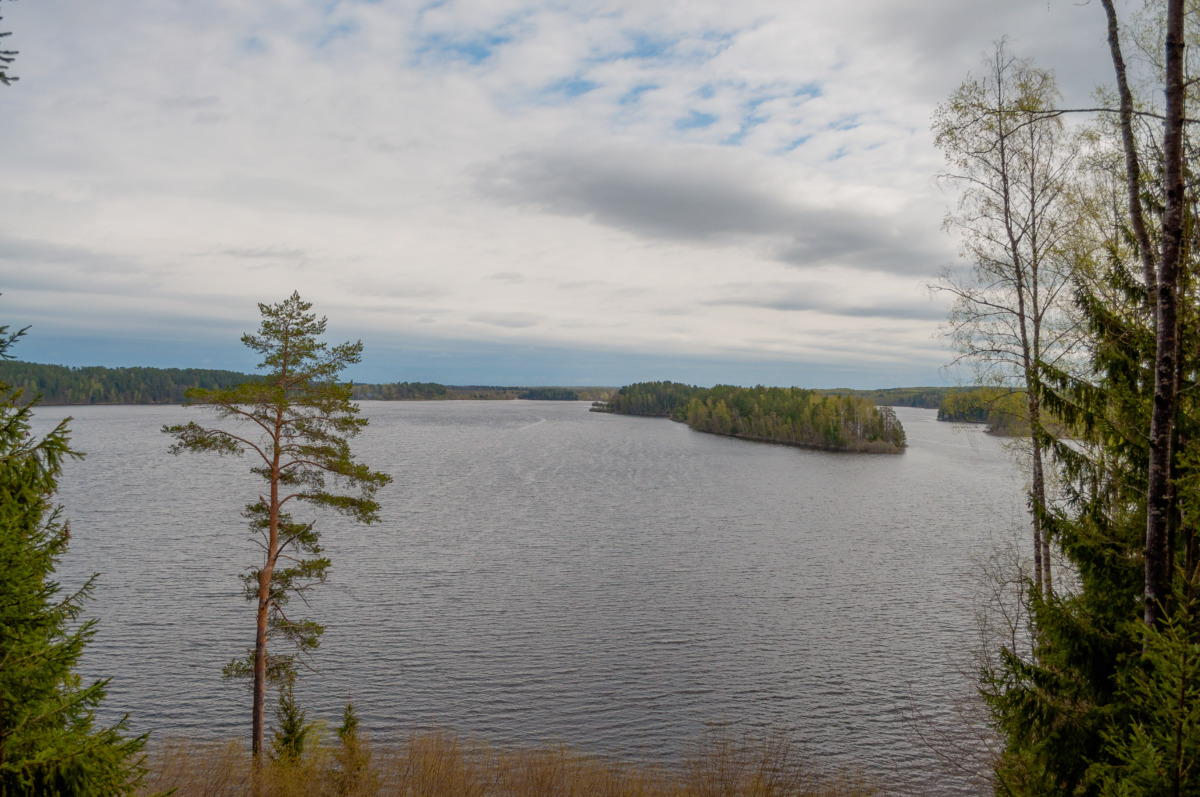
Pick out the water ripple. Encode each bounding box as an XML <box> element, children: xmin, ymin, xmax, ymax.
<box><xmin>32</xmin><ymin>404</ymin><xmax>1022</xmax><ymax>795</ymax></box>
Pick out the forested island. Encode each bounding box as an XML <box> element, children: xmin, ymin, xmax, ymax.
<box><xmin>0</xmin><ymin>362</ymin><xmax>609</xmax><ymax>404</ymax></box>
<box><xmin>594</xmin><ymin>381</ymin><xmax>907</xmax><ymax>453</ymax></box>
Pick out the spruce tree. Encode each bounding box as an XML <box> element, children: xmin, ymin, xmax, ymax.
<box><xmin>982</xmin><ymin>255</ymin><xmax>1155</xmax><ymax>793</ymax></box>
<box><xmin>0</xmin><ymin>324</ymin><xmax>145</xmax><ymax>795</ymax></box>
<box><xmin>269</xmin><ymin>676</ymin><xmax>312</xmax><ymax>764</ymax></box>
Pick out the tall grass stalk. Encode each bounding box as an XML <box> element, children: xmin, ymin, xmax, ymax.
<box><xmin>139</xmin><ymin>728</ymin><xmax>881</xmax><ymax>797</ymax></box>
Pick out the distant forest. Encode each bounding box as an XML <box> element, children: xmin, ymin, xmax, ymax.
<box><xmin>0</xmin><ymin>361</ymin><xmax>263</xmax><ymax>405</ymax></box>
<box><xmin>7</xmin><ymin>362</ymin><xmax>989</xmax><ymax>439</ymax></box>
<box><xmin>824</xmin><ymin>386</ymin><xmax>950</xmax><ymax>409</ymax></box>
<box><xmin>830</xmin><ymin>385</ymin><xmax>1031</xmax><ymax>437</ymax></box>
<box><xmin>594</xmin><ymin>381</ymin><xmax>907</xmax><ymax>454</ymax></box>
<box><xmin>2</xmin><ymin>362</ymin><xmax>608</xmax><ymax>405</ymax></box>
<box><xmin>936</xmin><ymin>387</ymin><xmax>1028</xmax><ymax>436</ymax></box>
<box><xmin>351</xmin><ymin>383</ymin><xmax>600</xmax><ymax>401</ymax></box>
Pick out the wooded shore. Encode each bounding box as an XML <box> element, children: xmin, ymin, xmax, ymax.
<box><xmin>594</xmin><ymin>381</ymin><xmax>908</xmax><ymax>453</ymax></box>
<box><xmin>0</xmin><ymin>361</ymin><xmax>611</xmax><ymax>404</ymax></box>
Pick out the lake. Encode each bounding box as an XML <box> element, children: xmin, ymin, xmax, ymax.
<box><xmin>32</xmin><ymin>402</ymin><xmax>1025</xmax><ymax>794</ymax></box>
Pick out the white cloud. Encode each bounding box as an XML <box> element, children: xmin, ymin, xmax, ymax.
<box><xmin>0</xmin><ymin>0</ymin><xmax>1113</xmax><ymax>384</ymax></box>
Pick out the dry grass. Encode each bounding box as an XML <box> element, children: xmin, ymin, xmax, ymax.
<box><xmin>140</xmin><ymin>728</ymin><xmax>880</xmax><ymax>797</ymax></box>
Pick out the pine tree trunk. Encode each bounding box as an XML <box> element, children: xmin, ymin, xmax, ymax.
<box><xmin>254</xmin><ymin>411</ymin><xmax>285</xmax><ymax>756</ymax></box>
<box><xmin>252</xmin><ymin>582</ymin><xmax>269</xmax><ymax>758</ymax></box>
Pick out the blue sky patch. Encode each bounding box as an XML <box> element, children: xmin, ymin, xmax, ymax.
<box><xmin>619</xmin><ymin>31</ymin><xmax>675</xmax><ymax>60</ymax></box>
<box><xmin>722</xmin><ymin>130</ymin><xmax>748</xmax><ymax>146</ymax></box>
<box><xmin>720</xmin><ymin>95</ymin><xmax>773</xmax><ymax>145</ymax></box>
<box><xmin>675</xmin><ymin>110</ymin><xmax>718</xmax><ymax>131</ymax></box>
<box><xmin>619</xmin><ymin>83</ymin><xmax>659</xmax><ymax>105</ymax></box>
<box><xmin>544</xmin><ymin>76</ymin><xmax>600</xmax><ymax>99</ymax></box>
<box><xmin>416</xmin><ymin>32</ymin><xmax>512</xmax><ymax>65</ymax></box>
<box><xmin>723</xmin><ymin>115</ymin><xmax>765</xmax><ymax>145</ymax></box>
<box><xmin>701</xmin><ymin>29</ymin><xmax>736</xmax><ymax>46</ymax></box>
<box><xmin>240</xmin><ymin>36</ymin><xmax>267</xmax><ymax>54</ymax></box>
<box><xmin>830</xmin><ymin>114</ymin><xmax>860</xmax><ymax>131</ymax></box>
<box><xmin>784</xmin><ymin>134</ymin><xmax>812</xmax><ymax>152</ymax></box>
<box><xmin>316</xmin><ymin>21</ymin><xmax>358</xmax><ymax>48</ymax></box>
<box><xmin>416</xmin><ymin>0</ymin><xmax>449</xmax><ymax>15</ymax></box>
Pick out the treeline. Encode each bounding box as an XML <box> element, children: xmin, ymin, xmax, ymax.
<box><xmin>354</xmin><ymin>383</ymin><xmax>526</xmax><ymax>400</ymax></box>
<box><xmin>936</xmin><ymin>387</ymin><xmax>1028</xmax><ymax>436</ymax></box>
<box><xmin>351</xmin><ymin>384</ymin><xmax>606</xmax><ymax>401</ymax></box>
<box><xmin>825</xmin><ymin>386</ymin><xmax>950</xmax><ymax>409</ymax></box>
<box><xmin>4</xmin><ymin>362</ymin><xmax>607</xmax><ymax>404</ymax></box>
<box><xmin>517</xmin><ymin>387</ymin><xmax>580</xmax><ymax>400</ymax></box>
<box><xmin>596</xmin><ymin>380</ymin><xmax>698</xmax><ymax>416</ymax></box>
<box><xmin>0</xmin><ymin>361</ymin><xmax>262</xmax><ymax>405</ymax></box>
<box><xmin>602</xmin><ymin>382</ymin><xmax>954</xmax><ymax>415</ymax></box>
<box><xmin>351</xmin><ymin>381</ymin><xmax>450</xmax><ymax>400</ymax></box>
<box><xmin>596</xmin><ymin>382</ymin><xmax>906</xmax><ymax>453</ymax></box>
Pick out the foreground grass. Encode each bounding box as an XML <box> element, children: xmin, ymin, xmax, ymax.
<box><xmin>140</xmin><ymin>728</ymin><xmax>881</xmax><ymax>797</ymax></box>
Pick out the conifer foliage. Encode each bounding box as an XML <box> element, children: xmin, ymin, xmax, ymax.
<box><xmin>164</xmin><ymin>292</ymin><xmax>391</xmax><ymax>758</ymax></box>
<box><xmin>0</xmin><ymin>0</ymin><xmax>17</xmax><ymax>86</ymax></box>
<box><xmin>0</xmin><ymin>324</ymin><xmax>144</xmax><ymax>795</ymax></box>
<box><xmin>953</xmin><ymin>1</ymin><xmax>1200</xmax><ymax>792</ymax></box>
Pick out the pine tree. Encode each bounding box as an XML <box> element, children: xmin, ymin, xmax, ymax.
<box><xmin>0</xmin><ymin>324</ymin><xmax>145</xmax><ymax>795</ymax></box>
<box><xmin>164</xmin><ymin>292</ymin><xmax>391</xmax><ymax>758</ymax></box>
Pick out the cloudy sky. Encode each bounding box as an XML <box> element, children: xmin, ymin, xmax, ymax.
<box><xmin>1</xmin><ymin>0</ymin><xmax>1119</xmax><ymax>386</ymax></box>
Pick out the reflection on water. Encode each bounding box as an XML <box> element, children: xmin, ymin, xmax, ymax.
<box><xmin>34</xmin><ymin>403</ymin><xmax>1022</xmax><ymax>794</ymax></box>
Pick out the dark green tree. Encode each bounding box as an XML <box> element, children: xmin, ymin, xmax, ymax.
<box><xmin>598</xmin><ymin>381</ymin><xmax>699</xmax><ymax>416</ymax></box>
<box><xmin>0</xmin><ymin>324</ymin><xmax>145</xmax><ymax>795</ymax></box>
<box><xmin>164</xmin><ymin>292</ymin><xmax>391</xmax><ymax>758</ymax></box>
<box><xmin>269</xmin><ymin>676</ymin><xmax>312</xmax><ymax>764</ymax></box>
<box><xmin>328</xmin><ymin>702</ymin><xmax>374</xmax><ymax>795</ymax></box>
<box><xmin>0</xmin><ymin>0</ymin><xmax>17</xmax><ymax>87</ymax></box>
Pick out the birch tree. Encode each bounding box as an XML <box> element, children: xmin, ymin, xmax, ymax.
<box><xmin>932</xmin><ymin>41</ymin><xmax>1082</xmax><ymax>598</ymax></box>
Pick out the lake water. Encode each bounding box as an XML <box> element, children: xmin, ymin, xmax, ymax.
<box><xmin>32</xmin><ymin>402</ymin><xmax>1025</xmax><ymax>794</ymax></box>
